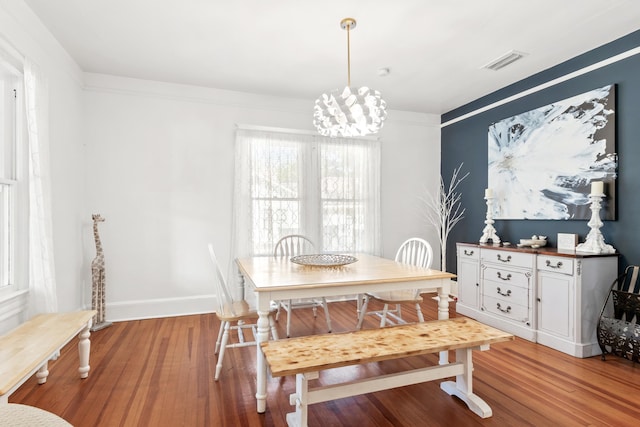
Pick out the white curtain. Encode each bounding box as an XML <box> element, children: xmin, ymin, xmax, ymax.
<box><xmin>230</xmin><ymin>128</ymin><xmax>381</xmax><ymax>290</ymax></box>
<box><xmin>231</xmin><ymin>130</ymin><xmax>312</xmax><ymax>260</ymax></box>
<box><xmin>24</xmin><ymin>58</ymin><xmax>58</xmax><ymax>316</ymax></box>
<box><xmin>318</xmin><ymin>136</ymin><xmax>381</xmax><ymax>255</ymax></box>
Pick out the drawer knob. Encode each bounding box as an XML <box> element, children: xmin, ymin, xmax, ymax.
<box><xmin>496</xmin><ymin>287</ymin><xmax>512</xmax><ymax>297</ymax></box>
<box><xmin>496</xmin><ymin>272</ymin><xmax>512</xmax><ymax>281</ymax></box>
<box><xmin>497</xmin><ymin>254</ymin><xmax>512</xmax><ymax>263</ymax></box>
<box><xmin>496</xmin><ymin>303</ymin><xmax>512</xmax><ymax>313</ymax></box>
<box><xmin>464</xmin><ymin>249</ymin><xmax>474</xmax><ymax>256</ymax></box>
<box><xmin>545</xmin><ymin>260</ymin><xmax>563</xmax><ymax>269</ymax></box>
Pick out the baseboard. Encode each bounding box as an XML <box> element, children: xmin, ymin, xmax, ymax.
<box><xmin>100</xmin><ymin>294</ymin><xmax>359</xmax><ymax>323</ymax></box>
<box><xmin>104</xmin><ymin>294</ymin><xmax>216</xmax><ymax>322</ymax></box>
<box><xmin>536</xmin><ymin>331</ymin><xmax>602</xmax><ymax>358</ymax></box>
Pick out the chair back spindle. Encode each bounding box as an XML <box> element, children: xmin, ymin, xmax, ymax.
<box><xmin>357</xmin><ymin>237</ymin><xmax>434</xmax><ymax>329</ymax></box>
<box><xmin>274</xmin><ymin>234</ymin><xmax>314</xmax><ymax>257</ymax></box>
<box><xmin>207</xmin><ymin>243</ymin><xmax>279</xmax><ymax>380</ymax></box>
<box><xmin>395</xmin><ymin>238</ymin><xmax>433</xmax><ymax>269</ymax></box>
<box><xmin>272</xmin><ymin>234</ymin><xmax>331</xmax><ymax>337</ymax></box>
<box><xmin>208</xmin><ymin>244</ymin><xmax>236</xmax><ymax>317</ymax></box>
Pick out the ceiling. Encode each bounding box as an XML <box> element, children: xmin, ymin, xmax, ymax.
<box><xmin>22</xmin><ymin>0</ymin><xmax>640</xmax><ymax>115</ymax></box>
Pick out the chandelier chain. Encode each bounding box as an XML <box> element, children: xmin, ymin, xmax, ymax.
<box><xmin>346</xmin><ymin>23</ymin><xmax>351</xmax><ymax>87</ymax></box>
<box><xmin>313</xmin><ymin>17</ymin><xmax>387</xmax><ymax>138</ymax></box>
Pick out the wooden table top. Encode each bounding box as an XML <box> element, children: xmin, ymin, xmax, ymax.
<box><xmin>262</xmin><ymin>317</ymin><xmax>514</xmax><ymax>377</ymax></box>
<box><xmin>236</xmin><ymin>254</ymin><xmax>455</xmax><ymax>292</ymax></box>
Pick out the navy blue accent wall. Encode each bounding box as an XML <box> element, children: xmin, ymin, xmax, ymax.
<box><xmin>441</xmin><ymin>30</ymin><xmax>640</xmax><ymax>274</ymax></box>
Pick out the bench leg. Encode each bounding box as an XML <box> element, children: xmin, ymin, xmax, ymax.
<box><xmin>440</xmin><ymin>347</ymin><xmax>492</xmax><ymax>418</ymax></box>
<box><xmin>78</xmin><ymin>323</ymin><xmax>92</xmax><ymax>379</ymax></box>
<box><xmin>287</xmin><ymin>371</ymin><xmax>318</xmax><ymax>427</ymax></box>
<box><xmin>36</xmin><ymin>361</ymin><xmax>49</xmax><ymax>384</ymax></box>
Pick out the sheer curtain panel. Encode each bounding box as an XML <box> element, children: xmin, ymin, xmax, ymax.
<box><xmin>24</xmin><ymin>58</ymin><xmax>58</xmax><ymax>316</ymax></box>
<box><xmin>230</xmin><ymin>128</ymin><xmax>381</xmax><ymax>292</ymax></box>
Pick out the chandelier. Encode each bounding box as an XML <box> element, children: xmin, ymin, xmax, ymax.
<box><xmin>313</xmin><ymin>18</ymin><xmax>387</xmax><ymax>138</ymax></box>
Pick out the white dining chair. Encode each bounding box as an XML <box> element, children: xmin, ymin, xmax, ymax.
<box><xmin>356</xmin><ymin>238</ymin><xmax>433</xmax><ymax>329</ymax></box>
<box><xmin>208</xmin><ymin>244</ymin><xmax>278</xmax><ymax>380</ymax></box>
<box><xmin>273</xmin><ymin>234</ymin><xmax>332</xmax><ymax>337</ymax></box>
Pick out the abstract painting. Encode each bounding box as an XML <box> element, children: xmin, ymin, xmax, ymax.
<box><xmin>488</xmin><ymin>84</ymin><xmax>616</xmax><ymax>220</ymax></box>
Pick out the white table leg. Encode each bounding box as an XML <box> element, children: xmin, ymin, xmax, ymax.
<box><xmin>78</xmin><ymin>322</ymin><xmax>92</xmax><ymax>379</ymax></box>
<box><xmin>256</xmin><ymin>294</ymin><xmax>271</xmax><ymax>413</ymax></box>
<box><xmin>437</xmin><ymin>281</ymin><xmax>450</xmax><ymax>320</ymax></box>
<box><xmin>437</xmin><ymin>281</ymin><xmax>450</xmax><ymax>364</ymax></box>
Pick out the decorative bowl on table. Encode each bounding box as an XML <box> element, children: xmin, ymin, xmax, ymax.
<box><xmin>290</xmin><ymin>254</ymin><xmax>358</xmax><ymax>267</ymax></box>
<box><xmin>518</xmin><ymin>235</ymin><xmax>547</xmax><ymax>248</ymax></box>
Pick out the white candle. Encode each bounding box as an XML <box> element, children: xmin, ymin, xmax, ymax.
<box><xmin>485</xmin><ymin>188</ymin><xmax>493</xmax><ymax>198</ymax></box>
<box><xmin>590</xmin><ymin>181</ymin><xmax>604</xmax><ymax>195</ymax></box>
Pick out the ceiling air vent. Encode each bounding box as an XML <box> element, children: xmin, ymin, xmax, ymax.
<box><xmin>482</xmin><ymin>50</ymin><xmax>528</xmax><ymax>71</ymax></box>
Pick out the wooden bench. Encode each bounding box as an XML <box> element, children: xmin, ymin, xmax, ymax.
<box><xmin>0</xmin><ymin>310</ymin><xmax>97</xmax><ymax>403</ymax></box>
<box><xmin>262</xmin><ymin>317</ymin><xmax>514</xmax><ymax>427</ymax></box>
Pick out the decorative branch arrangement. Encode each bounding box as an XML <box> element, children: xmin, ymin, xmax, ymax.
<box><xmin>422</xmin><ymin>163</ymin><xmax>469</xmax><ymax>272</ymax></box>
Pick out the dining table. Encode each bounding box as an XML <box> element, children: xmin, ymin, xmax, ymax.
<box><xmin>235</xmin><ymin>253</ymin><xmax>456</xmax><ymax>413</ymax></box>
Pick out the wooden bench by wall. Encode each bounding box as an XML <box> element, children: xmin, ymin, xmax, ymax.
<box><xmin>262</xmin><ymin>317</ymin><xmax>514</xmax><ymax>427</ymax></box>
<box><xmin>0</xmin><ymin>310</ymin><xmax>97</xmax><ymax>404</ymax></box>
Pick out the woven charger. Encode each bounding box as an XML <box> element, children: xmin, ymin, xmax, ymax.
<box><xmin>290</xmin><ymin>254</ymin><xmax>358</xmax><ymax>267</ymax></box>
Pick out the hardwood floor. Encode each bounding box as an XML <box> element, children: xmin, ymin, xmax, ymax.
<box><xmin>9</xmin><ymin>299</ymin><xmax>640</xmax><ymax>426</ymax></box>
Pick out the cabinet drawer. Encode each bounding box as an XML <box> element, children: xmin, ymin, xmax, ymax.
<box><xmin>482</xmin><ymin>280</ymin><xmax>529</xmax><ymax>306</ymax></box>
<box><xmin>483</xmin><ymin>295</ymin><xmax>530</xmax><ymax>324</ymax></box>
<box><xmin>481</xmin><ymin>249</ymin><xmax>532</xmax><ymax>268</ymax></box>
<box><xmin>458</xmin><ymin>245</ymin><xmax>479</xmax><ymax>260</ymax></box>
<box><xmin>483</xmin><ymin>266</ymin><xmax>531</xmax><ymax>288</ymax></box>
<box><xmin>537</xmin><ymin>256</ymin><xmax>574</xmax><ymax>275</ymax></box>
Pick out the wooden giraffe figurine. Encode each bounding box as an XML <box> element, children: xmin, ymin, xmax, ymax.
<box><xmin>91</xmin><ymin>214</ymin><xmax>111</xmax><ymax>331</ymax></box>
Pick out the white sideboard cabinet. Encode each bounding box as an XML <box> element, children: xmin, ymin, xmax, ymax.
<box><xmin>456</xmin><ymin>243</ymin><xmax>618</xmax><ymax>357</ymax></box>
<box><xmin>456</xmin><ymin>245</ymin><xmax>479</xmax><ymax>310</ymax></box>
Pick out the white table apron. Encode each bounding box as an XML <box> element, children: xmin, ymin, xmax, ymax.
<box><xmin>236</xmin><ymin>254</ymin><xmax>454</xmax><ymax>414</ymax></box>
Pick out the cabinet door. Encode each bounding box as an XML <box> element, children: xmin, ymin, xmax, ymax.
<box><xmin>458</xmin><ymin>257</ymin><xmax>479</xmax><ymax>309</ymax></box>
<box><xmin>537</xmin><ymin>271</ymin><xmax>574</xmax><ymax>339</ymax></box>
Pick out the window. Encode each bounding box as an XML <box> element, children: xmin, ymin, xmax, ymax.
<box><xmin>234</xmin><ymin>129</ymin><xmax>381</xmax><ymax>258</ymax></box>
<box><xmin>0</xmin><ymin>60</ymin><xmax>26</xmax><ymax>294</ymax></box>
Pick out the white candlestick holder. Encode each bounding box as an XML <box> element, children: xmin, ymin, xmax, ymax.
<box><xmin>576</xmin><ymin>193</ymin><xmax>616</xmax><ymax>254</ymax></box>
<box><xmin>479</xmin><ymin>195</ymin><xmax>501</xmax><ymax>244</ymax></box>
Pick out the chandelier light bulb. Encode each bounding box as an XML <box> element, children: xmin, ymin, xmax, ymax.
<box><xmin>314</xmin><ymin>86</ymin><xmax>387</xmax><ymax>138</ymax></box>
<box><xmin>313</xmin><ymin>18</ymin><xmax>388</xmax><ymax>138</ymax></box>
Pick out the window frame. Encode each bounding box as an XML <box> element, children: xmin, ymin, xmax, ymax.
<box><xmin>240</xmin><ymin>129</ymin><xmax>380</xmax><ymax>257</ymax></box>
<box><xmin>0</xmin><ymin>59</ymin><xmax>27</xmax><ymax>297</ymax></box>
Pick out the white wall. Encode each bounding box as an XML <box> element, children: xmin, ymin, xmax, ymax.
<box><xmin>2</xmin><ymin>0</ymin><xmax>441</xmax><ymax>325</ymax></box>
<box><xmin>0</xmin><ymin>0</ymin><xmax>85</xmax><ymax>332</ymax></box>
<box><xmin>380</xmin><ymin>113</ymin><xmax>441</xmax><ymax>262</ymax></box>
<box><xmin>83</xmin><ymin>74</ymin><xmax>441</xmax><ymax>321</ymax></box>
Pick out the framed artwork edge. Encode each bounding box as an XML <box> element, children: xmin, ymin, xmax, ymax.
<box><xmin>488</xmin><ymin>84</ymin><xmax>617</xmax><ymax>221</ymax></box>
